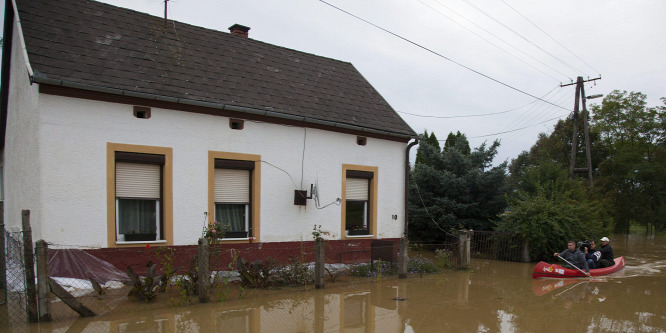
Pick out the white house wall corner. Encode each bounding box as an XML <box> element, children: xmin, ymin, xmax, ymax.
<box><xmin>3</xmin><ymin>17</ymin><xmax>42</xmax><ymax>236</ymax></box>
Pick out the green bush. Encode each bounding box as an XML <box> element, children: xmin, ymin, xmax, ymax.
<box><xmin>434</xmin><ymin>249</ymin><xmax>452</xmax><ymax>269</ymax></box>
<box><xmin>275</xmin><ymin>258</ymin><xmax>314</xmax><ymax>287</ymax></box>
<box><xmin>497</xmin><ymin>180</ymin><xmax>605</xmax><ymax>261</ymax></box>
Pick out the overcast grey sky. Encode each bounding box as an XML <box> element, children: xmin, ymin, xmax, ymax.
<box><xmin>14</xmin><ymin>1</ymin><xmax>666</xmax><ymax>164</ymax></box>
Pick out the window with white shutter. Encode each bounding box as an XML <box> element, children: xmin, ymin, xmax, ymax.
<box><xmin>214</xmin><ymin>159</ymin><xmax>254</xmax><ymax>238</ymax></box>
<box><xmin>115</xmin><ymin>152</ymin><xmax>164</xmax><ymax>242</ymax></box>
<box><xmin>345</xmin><ymin>169</ymin><xmax>373</xmax><ymax>236</ymax></box>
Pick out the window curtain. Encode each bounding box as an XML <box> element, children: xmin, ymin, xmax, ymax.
<box><xmin>118</xmin><ymin>199</ymin><xmax>157</xmax><ymax>234</ymax></box>
<box><xmin>215</xmin><ymin>204</ymin><xmax>246</xmax><ymax>231</ymax></box>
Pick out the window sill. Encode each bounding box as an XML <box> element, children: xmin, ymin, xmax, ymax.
<box><xmin>116</xmin><ymin>240</ymin><xmax>167</xmax><ymax>245</ymax></box>
<box><xmin>346</xmin><ymin>234</ymin><xmax>374</xmax><ymax>238</ymax></box>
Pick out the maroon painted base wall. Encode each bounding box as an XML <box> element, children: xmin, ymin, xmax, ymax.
<box><xmin>85</xmin><ymin>238</ymin><xmax>400</xmax><ymax>275</ymax></box>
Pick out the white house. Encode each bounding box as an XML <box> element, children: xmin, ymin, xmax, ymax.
<box><xmin>1</xmin><ymin>0</ymin><xmax>416</xmax><ymax>257</ymax></box>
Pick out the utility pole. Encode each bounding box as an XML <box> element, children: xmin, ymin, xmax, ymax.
<box><xmin>561</xmin><ymin>76</ymin><xmax>601</xmax><ymax>186</ymax></box>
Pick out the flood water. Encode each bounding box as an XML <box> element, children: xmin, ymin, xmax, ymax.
<box><xmin>35</xmin><ymin>233</ymin><xmax>666</xmax><ymax>332</ymax></box>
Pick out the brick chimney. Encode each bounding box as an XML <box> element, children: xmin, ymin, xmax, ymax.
<box><xmin>228</xmin><ymin>24</ymin><xmax>250</xmax><ymax>38</ymax></box>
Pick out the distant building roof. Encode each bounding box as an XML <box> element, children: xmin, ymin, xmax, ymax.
<box><xmin>16</xmin><ymin>0</ymin><xmax>416</xmax><ymax>139</ymax></box>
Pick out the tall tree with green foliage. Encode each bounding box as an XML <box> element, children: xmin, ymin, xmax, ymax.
<box><xmin>415</xmin><ymin>130</ymin><xmax>441</xmax><ymax>167</ymax></box>
<box><xmin>409</xmin><ymin>132</ymin><xmax>507</xmax><ymax>242</ymax></box>
<box><xmin>591</xmin><ymin>91</ymin><xmax>666</xmax><ymax>234</ymax></box>
<box><xmin>508</xmin><ymin>90</ymin><xmax>666</xmax><ymax>235</ymax></box>
<box><xmin>507</xmin><ymin>117</ymin><xmax>606</xmax><ymax>194</ymax></box>
<box><xmin>443</xmin><ymin>131</ymin><xmax>470</xmax><ymax>155</ymax></box>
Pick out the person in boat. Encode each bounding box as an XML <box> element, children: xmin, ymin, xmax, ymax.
<box><xmin>584</xmin><ymin>240</ymin><xmax>601</xmax><ymax>269</ymax></box>
<box><xmin>554</xmin><ymin>240</ymin><xmax>589</xmax><ymax>274</ymax></box>
<box><xmin>597</xmin><ymin>237</ymin><xmax>615</xmax><ymax>268</ymax></box>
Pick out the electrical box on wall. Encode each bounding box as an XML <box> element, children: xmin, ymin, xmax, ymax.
<box><xmin>294</xmin><ymin>190</ymin><xmax>308</xmax><ymax>206</ymax></box>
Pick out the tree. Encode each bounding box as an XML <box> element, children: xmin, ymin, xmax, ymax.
<box><xmin>409</xmin><ymin>132</ymin><xmax>507</xmax><ymax>242</ymax></box>
<box><xmin>497</xmin><ymin>179</ymin><xmax>606</xmax><ymax>261</ymax></box>
<box><xmin>507</xmin><ymin>118</ymin><xmax>606</xmax><ymax>194</ymax></box>
<box><xmin>591</xmin><ymin>91</ymin><xmax>666</xmax><ymax>233</ymax></box>
<box><xmin>415</xmin><ymin>130</ymin><xmax>441</xmax><ymax>167</ymax></box>
<box><xmin>443</xmin><ymin>131</ymin><xmax>470</xmax><ymax>155</ymax></box>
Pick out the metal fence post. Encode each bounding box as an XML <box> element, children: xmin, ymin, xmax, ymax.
<box><xmin>314</xmin><ymin>238</ymin><xmax>325</xmax><ymax>289</ymax></box>
<box><xmin>398</xmin><ymin>236</ymin><xmax>408</xmax><ymax>278</ymax></box>
<box><xmin>197</xmin><ymin>238</ymin><xmax>210</xmax><ymax>303</ymax></box>
<box><xmin>22</xmin><ymin>210</ymin><xmax>38</xmax><ymax>322</ymax></box>
<box><xmin>0</xmin><ymin>202</ymin><xmax>5</xmax><ymax>292</ymax></box>
<box><xmin>35</xmin><ymin>240</ymin><xmax>51</xmax><ymax>321</ymax></box>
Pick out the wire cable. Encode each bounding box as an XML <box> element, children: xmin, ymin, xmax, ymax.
<box><xmin>501</xmin><ymin>89</ymin><xmax>571</xmax><ymax>144</ymax></box>
<box><xmin>499</xmin><ymin>88</ymin><xmax>569</xmax><ymax>135</ymax></box>
<box><xmin>460</xmin><ymin>0</ymin><xmax>587</xmax><ymax>77</ymax></box>
<box><xmin>318</xmin><ymin>0</ymin><xmax>573</xmax><ymax>112</ymax></box>
<box><xmin>499</xmin><ymin>91</ymin><xmax>573</xmax><ymax>145</ymax></box>
<box><xmin>397</xmin><ymin>85</ymin><xmax>558</xmax><ymax>119</ymax></box>
<box><xmin>468</xmin><ymin>112</ymin><xmax>569</xmax><ymax>139</ymax></box>
<box><xmin>414</xmin><ymin>181</ymin><xmax>459</xmax><ymax>237</ymax></box>
<box><xmin>259</xmin><ymin>160</ymin><xmax>299</xmax><ymax>190</ymax></box>
<box><xmin>500</xmin><ymin>0</ymin><xmax>601</xmax><ymax>75</ymax></box>
<box><xmin>421</xmin><ymin>0</ymin><xmax>569</xmax><ymax>82</ymax></box>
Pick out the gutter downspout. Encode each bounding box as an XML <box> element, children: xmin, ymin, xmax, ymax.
<box><xmin>404</xmin><ymin>138</ymin><xmax>419</xmax><ymax>237</ymax></box>
<box><xmin>10</xmin><ymin>0</ymin><xmax>34</xmax><ymax>80</ymax></box>
<box><xmin>1</xmin><ymin>0</ymin><xmax>16</xmax><ymax>149</ymax></box>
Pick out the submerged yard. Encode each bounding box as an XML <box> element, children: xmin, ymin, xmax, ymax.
<box><xmin>38</xmin><ymin>234</ymin><xmax>666</xmax><ymax>331</ymax></box>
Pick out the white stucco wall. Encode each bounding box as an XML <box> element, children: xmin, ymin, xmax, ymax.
<box><xmin>3</xmin><ymin>18</ymin><xmax>42</xmax><ymax>233</ymax></box>
<box><xmin>14</xmin><ymin>91</ymin><xmax>408</xmax><ymax>247</ymax></box>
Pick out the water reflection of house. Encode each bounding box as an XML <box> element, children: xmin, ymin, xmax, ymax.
<box><xmin>83</xmin><ymin>284</ymin><xmax>405</xmax><ymax>332</ymax></box>
<box><xmin>1</xmin><ymin>0</ymin><xmax>416</xmax><ymax>269</ymax></box>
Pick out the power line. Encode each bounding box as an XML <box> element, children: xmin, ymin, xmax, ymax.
<box><xmin>318</xmin><ymin>0</ymin><xmax>573</xmax><ymax>112</ymax></box>
<box><xmin>397</xmin><ymin>85</ymin><xmax>558</xmax><ymax>119</ymax></box>
<box><xmin>398</xmin><ymin>103</ymin><xmax>534</xmax><ymax>119</ymax></box>
<box><xmin>421</xmin><ymin>0</ymin><xmax>569</xmax><ymax>82</ymax></box>
<box><xmin>500</xmin><ymin>0</ymin><xmax>601</xmax><ymax>76</ymax></box>
<box><xmin>498</xmin><ymin>89</ymin><xmax>573</xmax><ymax>144</ymax></box>
<box><xmin>467</xmin><ymin>113</ymin><xmax>569</xmax><ymax>139</ymax></box>
<box><xmin>497</xmin><ymin>86</ymin><xmax>570</xmax><ymax>136</ymax></box>
<box><xmin>461</xmin><ymin>87</ymin><xmax>570</xmax><ymax>141</ymax></box>
<box><xmin>459</xmin><ymin>0</ymin><xmax>587</xmax><ymax>78</ymax></box>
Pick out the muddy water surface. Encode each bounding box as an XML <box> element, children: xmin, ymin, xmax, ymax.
<box><xmin>38</xmin><ymin>234</ymin><xmax>666</xmax><ymax>332</ymax></box>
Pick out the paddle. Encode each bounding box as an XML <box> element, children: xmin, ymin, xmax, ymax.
<box><xmin>556</xmin><ymin>255</ymin><xmax>590</xmax><ymax>277</ymax></box>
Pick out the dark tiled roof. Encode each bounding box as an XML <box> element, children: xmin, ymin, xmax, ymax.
<box><xmin>16</xmin><ymin>0</ymin><xmax>416</xmax><ymax>138</ymax></box>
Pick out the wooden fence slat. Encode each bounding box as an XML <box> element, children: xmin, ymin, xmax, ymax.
<box><xmin>48</xmin><ymin>278</ymin><xmax>96</xmax><ymax>317</ymax></box>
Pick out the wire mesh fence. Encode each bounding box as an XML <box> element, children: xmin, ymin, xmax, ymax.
<box><xmin>408</xmin><ymin>232</ymin><xmax>462</xmax><ymax>269</ymax></box>
<box><xmin>470</xmin><ymin>230</ymin><xmax>525</xmax><ymax>262</ymax></box>
<box><xmin>35</xmin><ymin>241</ymin><xmax>378</xmax><ymax>323</ymax></box>
<box><xmin>0</xmin><ymin>227</ymin><xmax>28</xmax><ymax>331</ymax></box>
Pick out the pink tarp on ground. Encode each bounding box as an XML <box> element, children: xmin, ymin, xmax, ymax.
<box><xmin>48</xmin><ymin>248</ymin><xmax>129</xmax><ymax>283</ymax></box>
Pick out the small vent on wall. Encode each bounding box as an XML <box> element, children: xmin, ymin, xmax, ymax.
<box><xmin>357</xmin><ymin>136</ymin><xmax>367</xmax><ymax>146</ymax></box>
<box><xmin>230</xmin><ymin>119</ymin><xmax>245</xmax><ymax>130</ymax></box>
<box><xmin>133</xmin><ymin>106</ymin><xmax>151</xmax><ymax>119</ymax></box>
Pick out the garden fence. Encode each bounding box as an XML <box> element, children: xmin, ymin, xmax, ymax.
<box><xmin>0</xmin><ymin>226</ymin><xmax>524</xmax><ymax>332</ymax></box>
<box><xmin>470</xmin><ymin>230</ymin><xmax>526</xmax><ymax>262</ymax></box>
<box><xmin>0</xmin><ymin>226</ymin><xmax>29</xmax><ymax>332</ymax></box>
